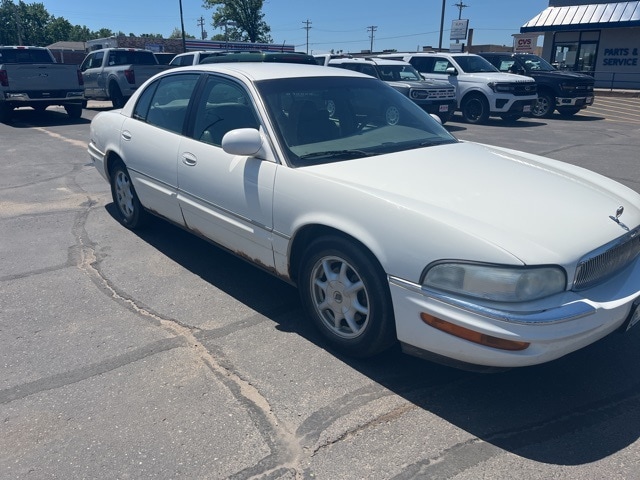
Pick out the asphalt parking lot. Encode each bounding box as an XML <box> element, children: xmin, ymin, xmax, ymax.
<box><xmin>1</xmin><ymin>95</ymin><xmax>640</xmax><ymax>479</ymax></box>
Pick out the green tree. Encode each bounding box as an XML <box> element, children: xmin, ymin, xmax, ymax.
<box><xmin>203</xmin><ymin>0</ymin><xmax>272</xmax><ymax>44</ymax></box>
<box><xmin>169</xmin><ymin>27</ymin><xmax>195</xmax><ymax>39</ymax></box>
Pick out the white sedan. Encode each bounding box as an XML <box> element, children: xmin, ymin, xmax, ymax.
<box><xmin>89</xmin><ymin>62</ymin><xmax>640</xmax><ymax>369</ymax></box>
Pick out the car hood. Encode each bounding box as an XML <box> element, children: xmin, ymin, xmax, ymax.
<box><xmin>528</xmin><ymin>70</ymin><xmax>595</xmax><ymax>84</ymax></box>
<box><xmin>462</xmin><ymin>72</ymin><xmax>534</xmax><ymax>83</ymax></box>
<box><xmin>302</xmin><ymin>142</ymin><xmax>640</xmax><ymax>265</ymax></box>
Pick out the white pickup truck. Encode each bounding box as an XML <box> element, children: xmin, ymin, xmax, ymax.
<box><xmin>80</xmin><ymin>48</ymin><xmax>170</xmax><ymax>108</ymax></box>
<box><xmin>0</xmin><ymin>46</ymin><xmax>85</xmax><ymax>122</ymax></box>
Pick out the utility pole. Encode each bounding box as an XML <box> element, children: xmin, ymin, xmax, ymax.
<box><xmin>454</xmin><ymin>1</ymin><xmax>469</xmax><ymax>20</ymax></box>
<box><xmin>197</xmin><ymin>16</ymin><xmax>207</xmax><ymax>40</ymax></box>
<box><xmin>367</xmin><ymin>25</ymin><xmax>377</xmax><ymax>53</ymax></box>
<box><xmin>438</xmin><ymin>0</ymin><xmax>445</xmax><ymax>51</ymax></box>
<box><xmin>302</xmin><ymin>19</ymin><xmax>312</xmax><ymax>54</ymax></box>
<box><xmin>178</xmin><ymin>0</ymin><xmax>186</xmax><ymax>52</ymax></box>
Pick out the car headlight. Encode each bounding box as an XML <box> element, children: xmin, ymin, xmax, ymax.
<box><xmin>487</xmin><ymin>82</ymin><xmax>512</xmax><ymax>93</ymax></box>
<box><xmin>422</xmin><ymin>262</ymin><xmax>567</xmax><ymax>302</ymax></box>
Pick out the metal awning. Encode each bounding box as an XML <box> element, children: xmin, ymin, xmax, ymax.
<box><xmin>521</xmin><ymin>2</ymin><xmax>640</xmax><ymax>32</ymax></box>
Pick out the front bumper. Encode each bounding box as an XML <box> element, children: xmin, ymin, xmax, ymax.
<box><xmin>492</xmin><ymin>97</ymin><xmax>537</xmax><ymax>115</ymax></box>
<box><xmin>556</xmin><ymin>95</ymin><xmax>594</xmax><ymax>109</ymax></box>
<box><xmin>419</xmin><ymin>99</ymin><xmax>458</xmax><ymax>115</ymax></box>
<box><xmin>389</xmin><ymin>257</ymin><xmax>640</xmax><ymax>368</ymax></box>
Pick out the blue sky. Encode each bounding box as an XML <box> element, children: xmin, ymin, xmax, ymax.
<box><xmin>44</xmin><ymin>0</ymin><xmax>550</xmax><ymax>53</ymax></box>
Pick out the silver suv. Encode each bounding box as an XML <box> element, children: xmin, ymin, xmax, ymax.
<box><xmin>328</xmin><ymin>57</ymin><xmax>457</xmax><ymax>123</ymax></box>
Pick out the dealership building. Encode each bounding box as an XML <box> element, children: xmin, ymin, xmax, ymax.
<box><xmin>521</xmin><ymin>1</ymin><xmax>640</xmax><ymax>88</ymax></box>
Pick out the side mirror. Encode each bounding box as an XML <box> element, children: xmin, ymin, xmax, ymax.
<box><xmin>221</xmin><ymin>128</ymin><xmax>264</xmax><ymax>157</ymax></box>
<box><xmin>430</xmin><ymin>114</ymin><xmax>442</xmax><ymax>125</ymax></box>
<box><xmin>445</xmin><ymin>67</ymin><xmax>458</xmax><ymax>76</ymax></box>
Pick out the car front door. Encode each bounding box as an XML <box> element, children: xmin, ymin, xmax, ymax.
<box><xmin>119</xmin><ymin>72</ymin><xmax>201</xmax><ymax>225</ymax></box>
<box><xmin>177</xmin><ymin>74</ymin><xmax>277</xmax><ymax>269</ymax></box>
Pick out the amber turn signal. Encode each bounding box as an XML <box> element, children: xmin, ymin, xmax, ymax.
<box><xmin>420</xmin><ymin>313</ymin><xmax>530</xmax><ymax>351</ymax></box>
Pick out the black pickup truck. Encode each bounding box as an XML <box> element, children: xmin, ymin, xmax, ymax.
<box><xmin>477</xmin><ymin>52</ymin><xmax>594</xmax><ymax>118</ymax></box>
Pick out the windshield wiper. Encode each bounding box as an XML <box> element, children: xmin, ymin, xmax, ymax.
<box><xmin>298</xmin><ymin>149</ymin><xmax>374</xmax><ymax>161</ymax></box>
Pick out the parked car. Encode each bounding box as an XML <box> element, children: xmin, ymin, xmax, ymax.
<box><xmin>379</xmin><ymin>52</ymin><xmax>537</xmax><ymax>124</ymax></box>
<box><xmin>0</xmin><ymin>45</ymin><xmax>84</xmax><ymax>122</ymax></box>
<box><xmin>200</xmin><ymin>51</ymin><xmax>319</xmax><ymax>65</ymax></box>
<box><xmin>89</xmin><ymin>63</ymin><xmax>640</xmax><ymax>369</ymax></box>
<box><xmin>477</xmin><ymin>52</ymin><xmax>595</xmax><ymax>118</ymax></box>
<box><xmin>80</xmin><ymin>48</ymin><xmax>170</xmax><ymax>108</ymax></box>
<box><xmin>168</xmin><ymin>50</ymin><xmax>249</xmax><ymax>66</ymax></box>
<box><xmin>327</xmin><ymin>57</ymin><xmax>457</xmax><ymax>123</ymax></box>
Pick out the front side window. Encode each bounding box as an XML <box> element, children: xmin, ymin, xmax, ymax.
<box><xmin>191</xmin><ymin>76</ymin><xmax>260</xmax><ymax>146</ymax></box>
<box><xmin>134</xmin><ymin>73</ymin><xmax>200</xmax><ymax>134</ymax></box>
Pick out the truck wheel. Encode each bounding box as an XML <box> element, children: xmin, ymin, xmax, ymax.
<box><xmin>531</xmin><ymin>93</ymin><xmax>555</xmax><ymax>118</ymax></box>
<box><xmin>65</xmin><ymin>104</ymin><xmax>83</xmax><ymax>119</ymax></box>
<box><xmin>461</xmin><ymin>94</ymin><xmax>489</xmax><ymax>124</ymax></box>
<box><xmin>0</xmin><ymin>104</ymin><xmax>12</xmax><ymax>123</ymax></box>
<box><xmin>110</xmin><ymin>84</ymin><xmax>126</xmax><ymax>109</ymax></box>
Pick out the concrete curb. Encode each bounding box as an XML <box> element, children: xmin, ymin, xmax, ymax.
<box><xmin>594</xmin><ymin>89</ymin><xmax>640</xmax><ymax>98</ymax></box>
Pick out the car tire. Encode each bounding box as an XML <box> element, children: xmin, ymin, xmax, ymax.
<box><xmin>65</xmin><ymin>104</ymin><xmax>83</xmax><ymax>119</ymax></box>
<box><xmin>299</xmin><ymin>235</ymin><xmax>396</xmax><ymax>358</ymax></box>
<box><xmin>558</xmin><ymin>107</ymin><xmax>580</xmax><ymax>117</ymax></box>
<box><xmin>110</xmin><ymin>83</ymin><xmax>126</xmax><ymax>109</ymax></box>
<box><xmin>0</xmin><ymin>103</ymin><xmax>13</xmax><ymax>123</ymax></box>
<box><xmin>110</xmin><ymin>161</ymin><xmax>148</xmax><ymax>229</ymax></box>
<box><xmin>531</xmin><ymin>93</ymin><xmax>555</xmax><ymax>118</ymax></box>
<box><xmin>461</xmin><ymin>94</ymin><xmax>490</xmax><ymax>124</ymax></box>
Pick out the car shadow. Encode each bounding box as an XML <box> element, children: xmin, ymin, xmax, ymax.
<box><xmin>107</xmin><ymin>204</ymin><xmax>640</xmax><ymax>466</ymax></box>
<box><xmin>448</xmin><ymin>114</ymin><xmax>548</xmax><ymax>128</ymax></box>
<box><xmin>3</xmin><ymin>107</ymin><xmax>91</xmax><ymax>127</ymax></box>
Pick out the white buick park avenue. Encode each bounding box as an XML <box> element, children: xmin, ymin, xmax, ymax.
<box><xmin>88</xmin><ymin>62</ymin><xmax>640</xmax><ymax>369</ymax></box>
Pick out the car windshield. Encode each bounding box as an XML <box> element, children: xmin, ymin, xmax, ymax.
<box><xmin>452</xmin><ymin>55</ymin><xmax>498</xmax><ymax>73</ymax></box>
<box><xmin>516</xmin><ymin>54</ymin><xmax>557</xmax><ymax>72</ymax></box>
<box><xmin>256</xmin><ymin>76</ymin><xmax>457</xmax><ymax>167</ymax></box>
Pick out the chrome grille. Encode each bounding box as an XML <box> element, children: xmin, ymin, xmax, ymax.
<box><xmin>573</xmin><ymin>227</ymin><xmax>640</xmax><ymax>290</ymax></box>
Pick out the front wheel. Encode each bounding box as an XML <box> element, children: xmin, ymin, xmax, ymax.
<box><xmin>110</xmin><ymin>161</ymin><xmax>148</xmax><ymax>229</ymax></box>
<box><xmin>461</xmin><ymin>94</ymin><xmax>490</xmax><ymax>124</ymax></box>
<box><xmin>531</xmin><ymin>93</ymin><xmax>555</xmax><ymax>118</ymax></box>
<box><xmin>299</xmin><ymin>236</ymin><xmax>396</xmax><ymax>357</ymax></box>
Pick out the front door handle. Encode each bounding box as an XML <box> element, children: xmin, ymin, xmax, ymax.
<box><xmin>181</xmin><ymin>152</ymin><xmax>197</xmax><ymax>166</ymax></box>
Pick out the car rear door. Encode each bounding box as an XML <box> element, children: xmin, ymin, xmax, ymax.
<box><xmin>119</xmin><ymin>72</ymin><xmax>201</xmax><ymax>225</ymax></box>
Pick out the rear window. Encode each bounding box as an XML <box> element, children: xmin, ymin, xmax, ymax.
<box><xmin>0</xmin><ymin>48</ymin><xmax>53</xmax><ymax>64</ymax></box>
<box><xmin>108</xmin><ymin>50</ymin><xmax>158</xmax><ymax>66</ymax></box>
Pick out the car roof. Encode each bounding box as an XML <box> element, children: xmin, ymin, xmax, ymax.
<box><xmin>171</xmin><ymin>62</ymin><xmax>370</xmax><ymax>81</ymax></box>
<box><xmin>329</xmin><ymin>57</ymin><xmax>411</xmax><ymax>66</ymax></box>
<box><xmin>200</xmin><ymin>51</ymin><xmax>318</xmax><ymax>65</ymax></box>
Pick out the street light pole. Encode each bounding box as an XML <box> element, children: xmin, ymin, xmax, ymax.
<box><xmin>438</xmin><ymin>0</ymin><xmax>445</xmax><ymax>51</ymax></box>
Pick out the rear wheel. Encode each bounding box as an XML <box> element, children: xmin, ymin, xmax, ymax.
<box><xmin>64</xmin><ymin>104</ymin><xmax>83</xmax><ymax>119</ymax></box>
<box><xmin>531</xmin><ymin>93</ymin><xmax>555</xmax><ymax>118</ymax></box>
<box><xmin>110</xmin><ymin>83</ymin><xmax>126</xmax><ymax>109</ymax></box>
<box><xmin>461</xmin><ymin>94</ymin><xmax>490</xmax><ymax>124</ymax></box>
<box><xmin>110</xmin><ymin>161</ymin><xmax>147</xmax><ymax>229</ymax></box>
<box><xmin>0</xmin><ymin>104</ymin><xmax>13</xmax><ymax>123</ymax></box>
<box><xmin>299</xmin><ymin>236</ymin><xmax>396</xmax><ymax>357</ymax></box>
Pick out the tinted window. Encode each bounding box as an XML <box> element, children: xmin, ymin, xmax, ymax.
<box><xmin>452</xmin><ymin>55</ymin><xmax>498</xmax><ymax>73</ymax></box>
<box><xmin>408</xmin><ymin>57</ymin><xmax>436</xmax><ymax>73</ymax></box>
